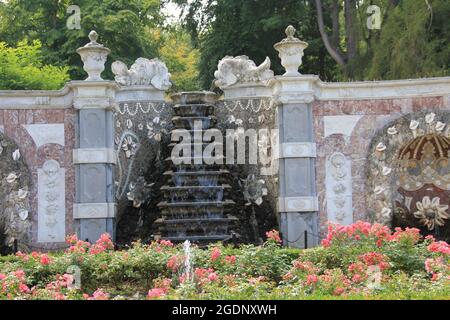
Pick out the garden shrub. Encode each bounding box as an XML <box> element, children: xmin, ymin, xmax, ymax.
<box><xmin>0</xmin><ymin>222</ymin><xmax>448</xmax><ymax>300</ymax></box>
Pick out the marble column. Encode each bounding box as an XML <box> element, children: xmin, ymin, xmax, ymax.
<box><xmin>274</xmin><ymin>26</ymin><xmax>319</xmax><ymax>248</ymax></box>
<box><xmin>72</xmin><ymin>31</ymin><xmax>119</xmax><ymax>242</ymax></box>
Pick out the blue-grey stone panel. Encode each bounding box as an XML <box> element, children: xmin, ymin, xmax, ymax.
<box><xmin>80</xmin><ymin>219</ymin><xmax>107</xmax><ymax>243</ymax></box>
<box><xmin>280</xmin><ymin>104</ymin><xmax>313</xmax><ymax>142</ymax></box>
<box><xmin>78</xmin><ymin>164</ymin><xmax>107</xmax><ymax>202</ymax></box>
<box><xmin>284</xmin><ymin>158</ymin><xmax>316</xmax><ymax>196</ymax></box>
<box><xmin>278</xmin><ymin>101</ymin><xmax>318</xmax><ymax>248</ymax></box>
<box><xmin>280</xmin><ymin>212</ymin><xmax>318</xmax><ymax>248</ymax></box>
<box><xmin>79</xmin><ymin>109</ymin><xmax>107</xmax><ymax>148</ymax></box>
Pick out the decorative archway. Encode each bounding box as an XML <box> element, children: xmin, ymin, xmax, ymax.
<box><xmin>0</xmin><ymin>133</ymin><xmax>31</xmax><ymax>254</ymax></box>
<box><xmin>366</xmin><ymin>111</ymin><xmax>450</xmax><ymax>242</ymax></box>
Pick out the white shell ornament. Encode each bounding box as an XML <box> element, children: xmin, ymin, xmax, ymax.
<box><xmin>436</xmin><ymin>122</ymin><xmax>446</xmax><ymax>132</ymax></box>
<box><xmin>425</xmin><ymin>113</ymin><xmax>436</xmax><ymax>124</ymax></box>
<box><xmin>12</xmin><ymin>149</ymin><xmax>20</xmax><ymax>161</ymax></box>
<box><xmin>374</xmin><ymin>186</ymin><xmax>385</xmax><ymax>195</ymax></box>
<box><xmin>387</xmin><ymin>127</ymin><xmax>398</xmax><ymax>135</ymax></box>
<box><xmin>382</xmin><ymin>167</ymin><xmax>392</xmax><ymax>176</ymax></box>
<box><xmin>381</xmin><ymin>207</ymin><xmax>392</xmax><ymax>217</ymax></box>
<box><xmin>410</xmin><ymin>120</ymin><xmax>420</xmax><ymax>130</ymax></box>
<box><xmin>376</xmin><ymin>143</ymin><xmax>387</xmax><ymax>152</ymax></box>
<box><xmin>6</xmin><ymin>173</ymin><xmax>18</xmax><ymax>183</ymax></box>
<box><xmin>18</xmin><ymin>210</ymin><xmax>29</xmax><ymax>221</ymax></box>
<box><xmin>18</xmin><ymin>189</ymin><xmax>28</xmax><ymax>199</ymax></box>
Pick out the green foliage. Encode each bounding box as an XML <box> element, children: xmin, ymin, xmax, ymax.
<box><xmin>174</xmin><ymin>0</ymin><xmax>337</xmax><ymax>89</ymax></box>
<box><xmin>0</xmin><ymin>0</ymin><xmax>163</xmax><ymax>80</ymax></box>
<box><xmin>367</xmin><ymin>0</ymin><xmax>450</xmax><ymax>80</ymax></box>
<box><xmin>157</xmin><ymin>28</ymin><xmax>201</xmax><ymax>91</ymax></box>
<box><xmin>0</xmin><ymin>40</ymin><xmax>69</xmax><ymax>90</ymax></box>
<box><xmin>0</xmin><ymin>224</ymin><xmax>448</xmax><ymax>300</ymax></box>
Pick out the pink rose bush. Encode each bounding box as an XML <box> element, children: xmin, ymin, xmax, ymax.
<box><xmin>0</xmin><ymin>223</ymin><xmax>448</xmax><ymax>300</ymax></box>
<box><xmin>266</xmin><ymin>230</ymin><xmax>282</xmax><ymax>244</ymax></box>
<box><xmin>279</xmin><ymin>221</ymin><xmax>449</xmax><ymax>297</ymax></box>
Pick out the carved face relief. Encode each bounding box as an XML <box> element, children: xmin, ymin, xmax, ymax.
<box><xmin>43</xmin><ymin>160</ymin><xmax>60</xmax><ymax>178</ymax></box>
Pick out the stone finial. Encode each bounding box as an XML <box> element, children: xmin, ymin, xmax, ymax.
<box><xmin>76</xmin><ymin>30</ymin><xmax>111</xmax><ymax>81</ymax></box>
<box><xmin>285</xmin><ymin>25</ymin><xmax>297</xmax><ymax>40</ymax></box>
<box><xmin>274</xmin><ymin>25</ymin><xmax>309</xmax><ymax>77</ymax></box>
<box><xmin>89</xmin><ymin>30</ymin><xmax>98</xmax><ymax>43</ymax></box>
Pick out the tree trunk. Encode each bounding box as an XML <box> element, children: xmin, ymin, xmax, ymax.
<box><xmin>344</xmin><ymin>0</ymin><xmax>358</xmax><ymax>77</ymax></box>
<box><xmin>314</xmin><ymin>0</ymin><xmax>345</xmax><ymax>65</ymax></box>
<box><xmin>330</xmin><ymin>0</ymin><xmax>340</xmax><ymax>49</ymax></box>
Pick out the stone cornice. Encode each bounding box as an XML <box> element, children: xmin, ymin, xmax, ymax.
<box><xmin>0</xmin><ymin>76</ymin><xmax>449</xmax><ymax>109</ymax></box>
<box><xmin>0</xmin><ymin>85</ymin><xmax>73</xmax><ymax>109</ymax></box>
<box><xmin>315</xmin><ymin>77</ymin><xmax>450</xmax><ymax>101</ymax></box>
<box><xmin>272</xmin><ymin>75</ymin><xmax>450</xmax><ymax>101</ymax></box>
<box><xmin>116</xmin><ymin>85</ymin><xmax>168</xmax><ymax>103</ymax></box>
<box><xmin>219</xmin><ymin>82</ymin><xmax>274</xmax><ymax>100</ymax></box>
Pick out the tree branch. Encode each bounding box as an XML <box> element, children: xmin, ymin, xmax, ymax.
<box><xmin>314</xmin><ymin>0</ymin><xmax>346</xmax><ymax>65</ymax></box>
<box><xmin>330</xmin><ymin>0</ymin><xmax>340</xmax><ymax>49</ymax></box>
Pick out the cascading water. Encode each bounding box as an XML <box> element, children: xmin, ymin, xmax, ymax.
<box><xmin>155</xmin><ymin>92</ymin><xmax>237</xmax><ymax>243</ymax></box>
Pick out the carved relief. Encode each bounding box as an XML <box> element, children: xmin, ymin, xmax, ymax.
<box><xmin>38</xmin><ymin>160</ymin><xmax>66</xmax><ymax>243</ymax></box>
<box><xmin>326</xmin><ymin>152</ymin><xmax>353</xmax><ymax>225</ymax></box>
<box><xmin>366</xmin><ymin>111</ymin><xmax>450</xmax><ymax>241</ymax></box>
<box><xmin>112</xmin><ymin>58</ymin><xmax>172</xmax><ymax>90</ymax></box>
<box><xmin>214</xmin><ymin>56</ymin><xmax>274</xmax><ymax>89</ymax></box>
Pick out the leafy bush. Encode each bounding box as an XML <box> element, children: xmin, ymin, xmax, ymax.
<box><xmin>0</xmin><ymin>222</ymin><xmax>448</xmax><ymax>300</ymax></box>
<box><xmin>0</xmin><ymin>40</ymin><xmax>69</xmax><ymax>90</ymax></box>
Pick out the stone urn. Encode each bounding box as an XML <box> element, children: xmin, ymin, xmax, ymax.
<box><xmin>274</xmin><ymin>25</ymin><xmax>309</xmax><ymax>77</ymax></box>
<box><xmin>76</xmin><ymin>31</ymin><xmax>111</xmax><ymax>81</ymax></box>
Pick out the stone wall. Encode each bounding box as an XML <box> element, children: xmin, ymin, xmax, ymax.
<box><xmin>215</xmin><ymin>97</ymin><xmax>278</xmax><ymax>242</ymax></box>
<box><xmin>0</xmin><ymin>103</ymin><xmax>76</xmax><ymax>251</ymax></box>
<box><xmin>1</xmin><ymin>28</ymin><xmax>449</xmax><ymax>251</ymax></box>
<box><xmin>114</xmin><ymin>90</ymin><xmax>172</xmax><ymax>245</ymax></box>
<box><xmin>313</xmin><ymin>85</ymin><xmax>450</xmax><ymax>238</ymax></box>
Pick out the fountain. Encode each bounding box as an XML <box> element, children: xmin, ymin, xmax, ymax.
<box><xmin>155</xmin><ymin>92</ymin><xmax>237</xmax><ymax>243</ymax></box>
<box><xmin>183</xmin><ymin>240</ymin><xmax>193</xmax><ymax>282</ymax></box>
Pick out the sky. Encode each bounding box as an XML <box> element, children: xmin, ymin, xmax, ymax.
<box><xmin>162</xmin><ymin>2</ymin><xmax>183</xmax><ymax>24</ymax></box>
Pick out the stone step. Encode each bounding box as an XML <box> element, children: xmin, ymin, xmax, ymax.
<box><xmin>172</xmin><ymin>116</ymin><xmax>218</xmax><ymax>130</ymax></box>
<box><xmin>157</xmin><ymin>200</ymin><xmax>235</xmax><ymax>208</ymax></box>
<box><xmin>173</xmin><ymin>104</ymin><xmax>215</xmax><ymax>117</ymax></box>
<box><xmin>155</xmin><ymin>217</ymin><xmax>238</xmax><ymax>225</ymax></box>
<box><xmin>163</xmin><ymin>170</ymin><xmax>229</xmax><ymax>187</ymax></box>
<box><xmin>170</xmin><ymin>129</ymin><xmax>222</xmax><ymax>143</ymax></box>
<box><xmin>171</xmin><ymin>91</ymin><xmax>218</xmax><ymax>105</ymax></box>
<box><xmin>161</xmin><ymin>185</ymin><xmax>231</xmax><ymax>203</ymax></box>
<box><xmin>163</xmin><ymin>235</ymin><xmax>232</xmax><ymax>243</ymax></box>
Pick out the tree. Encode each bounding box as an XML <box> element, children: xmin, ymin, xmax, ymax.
<box><xmin>314</xmin><ymin>0</ymin><xmax>391</xmax><ymax>79</ymax></box>
<box><xmin>157</xmin><ymin>28</ymin><xmax>201</xmax><ymax>92</ymax></box>
<box><xmin>0</xmin><ymin>40</ymin><xmax>69</xmax><ymax>90</ymax></box>
<box><xmin>173</xmin><ymin>0</ymin><xmax>337</xmax><ymax>89</ymax></box>
<box><xmin>367</xmin><ymin>0</ymin><xmax>450</xmax><ymax>80</ymax></box>
<box><xmin>314</xmin><ymin>0</ymin><xmax>449</xmax><ymax>80</ymax></box>
<box><xmin>0</xmin><ymin>0</ymin><xmax>164</xmax><ymax>80</ymax></box>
